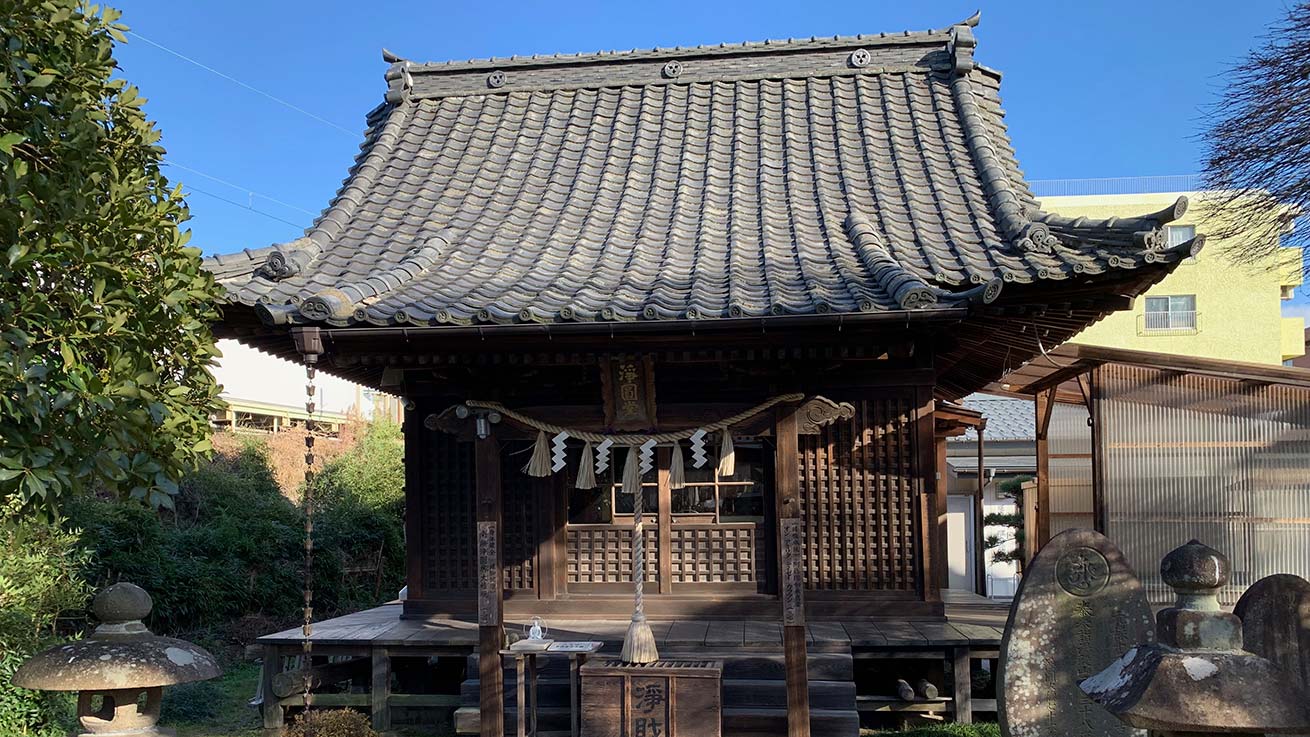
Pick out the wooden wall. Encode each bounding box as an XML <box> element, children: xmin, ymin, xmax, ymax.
<box><xmin>406</xmin><ymin>386</ymin><xmax>936</xmax><ymax>617</ymax></box>
<box><xmin>798</xmin><ymin>394</ymin><xmax>921</xmax><ymax>592</ymax></box>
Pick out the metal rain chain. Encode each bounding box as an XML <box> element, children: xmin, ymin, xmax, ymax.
<box><xmin>301</xmin><ymin>357</ymin><xmax>317</xmax><ymax>715</ymax></box>
<box><xmin>292</xmin><ymin>327</ymin><xmax>323</xmax><ymax>722</ymax></box>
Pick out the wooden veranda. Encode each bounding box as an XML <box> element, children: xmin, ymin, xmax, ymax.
<box><xmin>257</xmin><ymin>592</ymin><xmax>1007</xmax><ymax>734</ymax></box>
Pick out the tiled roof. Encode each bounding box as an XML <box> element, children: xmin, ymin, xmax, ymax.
<box><xmin>206</xmin><ymin>15</ymin><xmax>1200</xmax><ymax>329</ymax></box>
<box><xmin>953</xmin><ymin>394</ymin><xmax>1035</xmax><ymax>441</ymax></box>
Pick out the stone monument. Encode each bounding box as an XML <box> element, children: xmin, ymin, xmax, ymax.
<box><xmin>1080</xmin><ymin>540</ymin><xmax>1310</xmax><ymax>734</ymax></box>
<box><xmin>1234</xmin><ymin>573</ymin><xmax>1310</xmax><ymax>699</ymax></box>
<box><xmin>998</xmin><ymin>528</ymin><xmax>1155</xmax><ymax>737</ymax></box>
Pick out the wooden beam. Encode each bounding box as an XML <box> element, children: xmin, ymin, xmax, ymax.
<box><xmin>773</xmin><ymin>406</ymin><xmax>810</xmax><ymax>737</ymax></box>
<box><xmin>1022</xmin><ymin>358</ymin><xmax>1097</xmax><ymax>395</ymax></box>
<box><xmin>476</xmin><ymin>433</ymin><xmax>504</xmax><ymax>737</ymax></box>
<box><xmin>1034</xmin><ymin>389</ymin><xmax>1054</xmax><ymax>548</ymax></box>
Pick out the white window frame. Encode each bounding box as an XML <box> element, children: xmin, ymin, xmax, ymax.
<box><xmin>1143</xmin><ymin>294</ymin><xmax>1197</xmax><ymax>331</ymax></box>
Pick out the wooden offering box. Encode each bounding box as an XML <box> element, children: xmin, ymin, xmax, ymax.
<box><xmin>580</xmin><ymin>659</ymin><xmax>722</xmax><ymax>737</ymax></box>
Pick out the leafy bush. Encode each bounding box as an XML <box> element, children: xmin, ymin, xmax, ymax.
<box><xmin>285</xmin><ymin>709</ymin><xmax>378</xmax><ymax>737</ymax></box>
<box><xmin>310</xmin><ymin>421</ymin><xmax>406</xmax><ymax>611</ymax></box>
<box><xmin>70</xmin><ymin>423</ymin><xmax>406</xmax><ymax>634</ymax></box>
<box><xmin>70</xmin><ymin>441</ymin><xmax>304</xmax><ymax>634</ymax></box>
<box><xmin>0</xmin><ymin>519</ymin><xmax>90</xmax><ymax>737</ymax></box>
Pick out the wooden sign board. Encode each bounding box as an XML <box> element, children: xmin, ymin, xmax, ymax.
<box><xmin>581</xmin><ymin>659</ymin><xmax>722</xmax><ymax>737</ymax></box>
<box><xmin>601</xmin><ymin>355</ymin><xmax>657</xmax><ymax>431</ymax></box>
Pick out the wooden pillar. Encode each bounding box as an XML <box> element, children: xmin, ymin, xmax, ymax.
<box><xmin>1087</xmin><ymin>371</ymin><xmax>1108</xmax><ymax>535</ymax></box>
<box><xmin>476</xmin><ymin>433</ymin><xmax>505</xmax><ymax>737</ymax></box>
<box><xmin>915</xmin><ymin>390</ymin><xmax>941</xmax><ymax>603</ymax></box>
<box><xmin>260</xmin><ymin>645</ymin><xmax>284</xmax><ymax>730</ymax></box>
<box><xmin>371</xmin><ymin>647</ymin><xmax>391</xmax><ymax>731</ymax></box>
<box><xmin>974</xmin><ymin>427</ymin><xmax>987</xmax><ymax>595</ymax></box>
<box><xmin>536</xmin><ymin>473</ymin><xmax>559</xmax><ymax>601</ymax></box>
<box><xmin>952</xmin><ymin>646</ymin><xmax>973</xmax><ymax>724</ymax></box>
<box><xmin>934</xmin><ymin>435</ymin><xmax>949</xmax><ymax>592</ymax></box>
<box><xmin>774</xmin><ymin>407</ymin><xmax>810</xmax><ymax>737</ymax></box>
<box><xmin>1034</xmin><ymin>388</ymin><xmax>1055</xmax><ymax>549</ymax></box>
<box><xmin>402</xmin><ymin>400</ymin><xmax>426</xmax><ymax>609</ymax></box>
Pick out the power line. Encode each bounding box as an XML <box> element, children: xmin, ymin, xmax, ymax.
<box><xmin>162</xmin><ymin>160</ymin><xmax>318</xmax><ymax>216</ymax></box>
<box><xmin>183</xmin><ymin>184</ymin><xmax>308</xmax><ymax>230</ymax></box>
<box><xmin>126</xmin><ymin>30</ymin><xmax>358</xmax><ymax>138</ymax></box>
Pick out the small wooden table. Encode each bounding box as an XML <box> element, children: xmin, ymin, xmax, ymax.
<box><xmin>501</xmin><ymin>641</ymin><xmax>603</xmax><ymax>737</ymax></box>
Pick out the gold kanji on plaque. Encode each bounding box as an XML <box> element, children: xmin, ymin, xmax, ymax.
<box><xmin>601</xmin><ymin>355</ymin><xmax>657</xmax><ymax>431</ymax></box>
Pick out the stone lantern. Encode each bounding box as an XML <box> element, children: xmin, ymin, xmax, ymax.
<box><xmin>11</xmin><ymin>583</ymin><xmax>221</xmax><ymax>737</ymax></box>
<box><xmin>1079</xmin><ymin>540</ymin><xmax>1310</xmax><ymax>735</ymax></box>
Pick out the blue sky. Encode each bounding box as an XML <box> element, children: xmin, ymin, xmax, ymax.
<box><xmin>111</xmin><ymin>0</ymin><xmax>1298</xmax><ymax>300</ymax></box>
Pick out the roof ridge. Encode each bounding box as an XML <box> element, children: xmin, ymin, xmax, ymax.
<box><xmin>945</xmin><ymin>22</ymin><xmax>1060</xmax><ymax>257</ymax></box>
<box><xmin>382</xmin><ymin>13</ymin><xmax>979</xmax><ymax>76</ymax></box>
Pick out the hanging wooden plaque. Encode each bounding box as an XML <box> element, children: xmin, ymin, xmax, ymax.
<box><xmin>477</xmin><ymin>521</ymin><xmax>500</xmax><ymax>626</ymax></box>
<box><xmin>780</xmin><ymin>518</ymin><xmax>805</xmax><ymax>625</ymax></box>
<box><xmin>600</xmin><ymin>355</ymin><xmax>657</xmax><ymax>431</ymax></box>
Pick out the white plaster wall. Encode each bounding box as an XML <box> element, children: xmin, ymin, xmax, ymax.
<box><xmin>210</xmin><ymin>339</ymin><xmax>367</xmax><ymax>415</ymax></box>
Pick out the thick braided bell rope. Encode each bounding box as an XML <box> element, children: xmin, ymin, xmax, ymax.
<box><xmin>632</xmin><ymin>468</ymin><xmax>645</xmax><ymax>617</ymax></box>
<box><xmin>464</xmin><ymin>393</ymin><xmax>804</xmax><ymax>443</ymax></box>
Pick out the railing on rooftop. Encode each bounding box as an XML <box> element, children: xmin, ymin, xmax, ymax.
<box><xmin>1030</xmin><ymin>174</ymin><xmax>1202</xmax><ymax>198</ymax></box>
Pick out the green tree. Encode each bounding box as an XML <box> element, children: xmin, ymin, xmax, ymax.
<box><xmin>0</xmin><ymin>1</ymin><xmax>223</xmax><ymax>517</ymax></box>
<box><xmin>983</xmin><ymin>475</ymin><xmax>1030</xmax><ymax>571</ymax></box>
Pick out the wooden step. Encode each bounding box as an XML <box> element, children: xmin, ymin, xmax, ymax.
<box><xmin>460</xmin><ymin>678</ymin><xmax>571</xmax><ymax>706</ymax></box>
<box><xmin>699</xmin><ymin>652</ymin><xmax>853</xmax><ymax>681</ymax></box>
<box><xmin>721</xmin><ymin>707</ymin><xmax>859</xmax><ymax>737</ymax></box>
<box><xmin>453</xmin><ymin>705</ymin><xmax>572</xmax><ymax>734</ymax></box>
<box><xmin>456</xmin><ymin>705</ymin><xmax>862</xmax><ymax>737</ymax></box>
<box><xmin>722</xmin><ymin>679</ymin><xmax>855</xmax><ymax>710</ymax></box>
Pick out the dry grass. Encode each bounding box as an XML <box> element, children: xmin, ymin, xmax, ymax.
<box><xmin>210</xmin><ymin>421</ymin><xmax>363</xmax><ymax>498</ymax></box>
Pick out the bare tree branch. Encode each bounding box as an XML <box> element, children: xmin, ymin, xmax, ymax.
<box><xmin>1202</xmin><ymin>3</ymin><xmax>1310</xmax><ymax>270</ymax></box>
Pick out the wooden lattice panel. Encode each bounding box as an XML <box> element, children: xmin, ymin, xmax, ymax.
<box><xmin>422</xmin><ymin>432</ymin><xmax>477</xmax><ymax>592</ymax></box>
<box><xmin>566</xmin><ymin>526</ymin><xmax>659</xmax><ymax>584</ymax></box>
<box><xmin>798</xmin><ymin>395</ymin><xmax>919</xmax><ymax>591</ymax></box>
<box><xmin>500</xmin><ymin>442</ymin><xmax>539</xmax><ymax>591</ymax></box>
<box><xmin>669</xmin><ymin>525</ymin><xmax>759</xmax><ymax>583</ymax></box>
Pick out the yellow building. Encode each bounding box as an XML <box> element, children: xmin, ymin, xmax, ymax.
<box><xmin>1037</xmin><ymin>189</ymin><xmax>1304</xmax><ymax>365</ymax></box>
